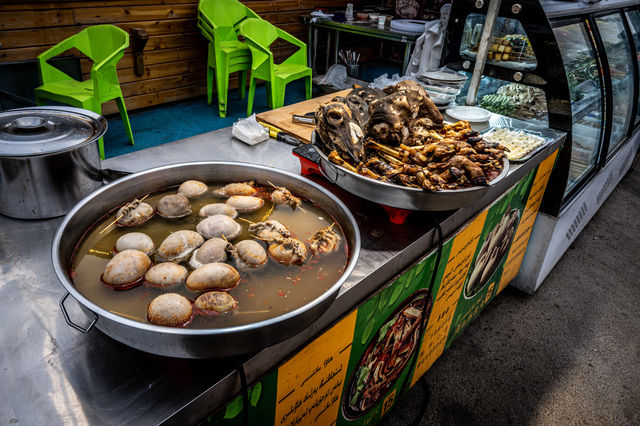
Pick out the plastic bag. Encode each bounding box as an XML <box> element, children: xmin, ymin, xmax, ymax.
<box><xmin>315</xmin><ymin>64</ymin><xmax>349</xmax><ymax>89</ymax></box>
<box><xmin>232</xmin><ymin>114</ymin><xmax>269</xmax><ymax>146</ymax></box>
<box><xmin>369</xmin><ymin>73</ymin><xmax>421</xmax><ymax>89</ymax></box>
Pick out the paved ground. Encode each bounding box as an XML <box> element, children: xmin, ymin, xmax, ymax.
<box><xmin>383</xmin><ymin>155</ymin><xmax>640</xmax><ymax>425</ymax></box>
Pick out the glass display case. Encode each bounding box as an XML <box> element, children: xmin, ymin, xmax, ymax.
<box><xmin>553</xmin><ymin>22</ymin><xmax>604</xmax><ymax>192</ymax></box>
<box><xmin>595</xmin><ymin>13</ymin><xmax>635</xmax><ymax>156</ymax></box>
<box><xmin>442</xmin><ymin>0</ymin><xmax>640</xmax><ymax>294</ymax></box>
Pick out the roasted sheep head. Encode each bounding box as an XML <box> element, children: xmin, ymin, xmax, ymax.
<box><xmin>384</xmin><ymin>80</ymin><xmax>443</xmax><ymax>128</ymax></box>
<box><xmin>346</xmin><ymin>88</ymin><xmax>386</xmax><ymax>127</ymax></box>
<box><xmin>365</xmin><ymin>90</ymin><xmax>426</xmax><ymax>146</ymax></box>
<box><xmin>349</xmin><ymin>87</ymin><xmax>386</xmax><ymax>104</ymax></box>
<box><xmin>383</xmin><ymin>80</ymin><xmax>428</xmax><ymax>97</ymax></box>
<box><xmin>315</xmin><ymin>102</ymin><xmax>365</xmax><ymax>163</ymax></box>
<box><xmin>331</xmin><ymin>87</ymin><xmax>385</xmax><ymax>127</ymax></box>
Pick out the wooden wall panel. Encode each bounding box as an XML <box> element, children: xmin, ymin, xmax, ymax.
<box><xmin>0</xmin><ymin>0</ymin><xmax>355</xmax><ymax>114</ymax></box>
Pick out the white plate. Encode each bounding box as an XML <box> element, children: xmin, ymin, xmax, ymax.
<box><xmin>446</xmin><ymin>106</ymin><xmax>491</xmax><ymax>122</ymax></box>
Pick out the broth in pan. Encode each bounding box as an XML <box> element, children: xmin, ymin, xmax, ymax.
<box><xmin>71</xmin><ymin>181</ymin><xmax>349</xmax><ymax>329</ymax></box>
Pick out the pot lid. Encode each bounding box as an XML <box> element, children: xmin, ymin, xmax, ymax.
<box><xmin>0</xmin><ymin>106</ymin><xmax>107</xmax><ymax>157</ymax></box>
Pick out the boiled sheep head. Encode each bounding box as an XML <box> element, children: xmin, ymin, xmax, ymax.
<box><xmin>315</xmin><ymin>102</ymin><xmax>365</xmax><ymax>163</ymax></box>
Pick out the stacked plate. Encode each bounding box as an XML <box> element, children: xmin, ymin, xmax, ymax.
<box><xmin>417</xmin><ymin>70</ymin><xmax>467</xmax><ymax>87</ymax></box>
<box><xmin>417</xmin><ymin>71</ymin><xmax>468</xmax><ymax>109</ymax></box>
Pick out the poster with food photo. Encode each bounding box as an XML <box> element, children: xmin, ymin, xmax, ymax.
<box><xmin>445</xmin><ymin>169</ymin><xmax>535</xmax><ymax>348</ymax></box>
<box><xmin>338</xmin><ymin>256</ymin><xmax>437</xmax><ymax>424</ymax></box>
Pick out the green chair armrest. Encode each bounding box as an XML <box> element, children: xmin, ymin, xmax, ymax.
<box><xmin>198</xmin><ymin>19</ymin><xmax>217</xmax><ymax>43</ymax></box>
<box><xmin>276</xmin><ymin>29</ymin><xmax>305</xmax><ymax>48</ymax></box>
<box><xmin>92</xmin><ymin>45</ymin><xmax>126</xmax><ymax>74</ymax></box>
<box><xmin>37</xmin><ymin>37</ymin><xmax>79</xmax><ymax>84</ymax></box>
<box><xmin>37</xmin><ymin>37</ymin><xmax>76</xmax><ymax>63</ymax></box>
<box><xmin>276</xmin><ymin>29</ymin><xmax>308</xmax><ymax>66</ymax></box>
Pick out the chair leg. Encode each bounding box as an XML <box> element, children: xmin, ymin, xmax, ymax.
<box><xmin>207</xmin><ymin>66</ymin><xmax>214</xmax><ymax>105</ymax></box>
<box><xmin>247</xmin><ymin>76</ymin><xmax>257</xmax><ymax>116</ymax></box>
<box><xmin>116</xmin><ymin>96</ymin><xmax>135</xmax><ymax>146</ymax></box>
<box><xmin>35</xmin><ymin>95</ymin><xmax>44</xmax><ymax>106</ymax></box>
<box><xmin>97</xmin><ymin>137</ymin><xmax>105</xmax><ymax>161</ymax></box>
<box><xmin>216</xmin><ymin>55</ymin><xmax>229</xmax><ymax>118</ymax></box>
<box><xmin>265</xmin><ymin>83</ymin><xmax>272</xmax><ymax>109</ymax></box>
<box><xmin>238</xmin><ymin>71</ymin><xmax>247</xmax><ymax>100</ymax></box>
<box><xmin>305</xmin><ymin>75</ymin><xmax>312</xmax><ymax>100</ymax></box>
<box><xmin>272</xmin><ymin>81</ymin><xmax>285</xmax><ymax>110</ymax></box>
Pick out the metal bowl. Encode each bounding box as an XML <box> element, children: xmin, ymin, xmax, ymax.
<box><xmin>311</xmin><ymin>131</ymin><xmax>509</xmax><ymax>211</ymax></box>
<box><xmin>52</xmin><ymin>162</ymin><xmax>361</xmax><ymax>359</ymax></box>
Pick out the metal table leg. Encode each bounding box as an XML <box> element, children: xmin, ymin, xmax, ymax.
<box><xmin>326</xmin><ymin>30</ymin><xmax>331</xmax><ymax>73</ymax></box>
<box><xmin>312</xmin><ymin>27</ymin><xmax>318</xmax><ymax>70</ymax></box>
<box><xmin>307</xmin><ymin>24</ymin><xmax>313</xmax><ymax>68</ymax></box>
<box><xmin>334</xmin><ymin>30</ymin><xmax>340</xmax><ymax>65</ymax></box>
<box><xmin>402</xmin><ymin>41</ymin><xmax>414</xmax><ymax>75</ymax></box>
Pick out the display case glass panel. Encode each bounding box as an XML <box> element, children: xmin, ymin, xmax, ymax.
<box><xmin>553</xmin><ymin>22</ymin><xmax>604</xmax><ymax>194</ymax></box>
<box><xmin>595</xmin><ymin>13</ymin><xmax>634</xmax><ymax>156</ymax></box>
<box><xmin>625</xmin><ymin>9</ymin><xmax>640</xmax><ymax>124</ymax></box>
<box><xmin>460</xmin><ymin>14</ymin><xmax>537</xmax><ymax>71</ymax></box>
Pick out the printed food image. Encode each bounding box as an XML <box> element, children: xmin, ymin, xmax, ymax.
<box><xmin>343</xmin><ymin>290</ymin><xmax>432</xmax><ymax>419</ymax></box>
<box><xmin>315</xmin><ymin>81</ymin><xmax>508</xmax><ymax>191</ymax></box>
<box><xmin>464</xmin><ymin>208</ymin><xmax>520</xmax><ymax>298</ymax></box>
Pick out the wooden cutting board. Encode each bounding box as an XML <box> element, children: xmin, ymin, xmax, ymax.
<box><xmin>256</xmin><ymin>89</ymin><xmax>351</xmax><ymax>144</ymax></box>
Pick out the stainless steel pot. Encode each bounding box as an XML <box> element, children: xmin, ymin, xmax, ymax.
<box><xmin>0</xmin><ymin>106</ymin><xmax>107</xmax><ymax>219</ymax></box>
<box><xmin>52</xmin><ymin>162</ymin><xmax>361</xmax><ymax>359</ymax></box>
<box><xmin>311</xmin><ymin>131</ymin><xmax>510</xmax><ymax>211</ymax></box>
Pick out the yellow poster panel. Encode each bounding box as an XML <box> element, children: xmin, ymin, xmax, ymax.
<box><xmin>410</xmin><ymin>210</ymin><xmax>488</xmax><ymax>386</ymax></box>
<box><xmin>275</xmin><ymin>310</ymin><xmax>358</xmax><ymax>426</ymax></box>
<box><xmin>498</xmin><ymin>150</ymin><xmax>559</xmax><ymax>293</ymax></box>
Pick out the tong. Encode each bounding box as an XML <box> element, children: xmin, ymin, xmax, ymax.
<box><xmin>291</xmin><ymin>111</ymin><xmax>316</xmax><ymax>125</ymax></box>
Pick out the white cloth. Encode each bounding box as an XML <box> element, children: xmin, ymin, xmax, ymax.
<box><xmin>404</xmin><ymin>4</ymin><xmax>451</xmax><ymax>76</ymax></box>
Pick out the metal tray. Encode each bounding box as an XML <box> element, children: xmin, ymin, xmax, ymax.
<box><xmin>482</xmin><ymin>127</ymin><xmax>554</xmax><ymax>163</ymax></box>
<box><xmin>311</xmin><ymin>131</ymin><xmax>510</xmax><ymax>211</ymax></box>
<box><xmin>52</xmin><ymin>162</ymin><xmax>361</xmax><ymax>359</ymax></box>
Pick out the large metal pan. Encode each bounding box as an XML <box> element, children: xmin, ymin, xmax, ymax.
<box><xmin>52</xmin><ymin>162</ymin><xmax>360</xmax><ymax>359</ymax></box>
<box><xmin>311</xmin><ymin>131</ymin><xmax>509</xmax><ymax>211</ymax></box>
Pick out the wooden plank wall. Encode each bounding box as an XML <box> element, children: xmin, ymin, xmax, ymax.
<box><xmin>0</xmin><ymin>0</ymin><xmax>355</xmax><ymax>115</ymax></box>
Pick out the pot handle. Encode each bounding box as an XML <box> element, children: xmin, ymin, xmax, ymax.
<box><xmin>59</xmin><ymin>292</ymin><xmax>98</xmax><ymax>333</ymax></box>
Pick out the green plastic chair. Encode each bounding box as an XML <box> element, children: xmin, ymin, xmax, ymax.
<box><xmin>239</xmin><ymin>18</ymin><xmax>312</xmax><ymax>116</ymax></box>
<box><xmin>35</xmin><ymin>25</ymin><xmax>133</xmax><ymax>160</ymax></box>
<box><xmin>197</xmin><ymin>0</ymin><xmax>259</xmax><ymax>117</ymax></box>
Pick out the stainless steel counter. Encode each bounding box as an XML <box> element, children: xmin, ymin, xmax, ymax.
<box><xmin>0</xmin><ymin>124</ymin><xmax>564</xmax><ymax>425</ymax></box>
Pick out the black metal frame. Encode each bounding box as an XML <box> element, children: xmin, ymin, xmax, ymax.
<box><xmin>551</xmin><ymin>17</ymin><xmax>607</xmax><ymax>206</ymax></box>
<box><xmin>622</xmin><ymin>7</ymin><xmax>640</xmax><ymax>129</ymax></box>
<box><xmin>591</xmin><ymin>10</ymin><xmax>637</xmax><ymax>163</ymax></box>
<box><xmin>442</xmin><ymin>0</ymin><xmax>640</xmax><ymax>217</ymax></box>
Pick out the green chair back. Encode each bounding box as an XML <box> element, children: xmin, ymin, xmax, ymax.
<box><xmin>35</xmin><ymin>24</ymin><xmax>133</xmax><ymax>159</ymax></box>
<box><xmin>198</xmin><ymin>0</ymin><xmax>257</xmax><ymax>30</ymax></box>
<box><xmin>197</xmin><ymin>0</ymin><xmax>258</xmax><ymax>117</ymax></box>
<box><xmin>239</xmin><ymin>18</ymin><xmax>312</xmax><ymax>115</ymax></box>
